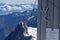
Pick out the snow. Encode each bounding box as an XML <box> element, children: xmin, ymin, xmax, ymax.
<box><xmin>21</xmin><ymin>5</ymin><xmax>33</xmax><ymax>10</ymax></box>
<box><xmin>26</xmin><ymin>5</ymin><xmax>33</xmax><ymax>9</ymax></box>
<box><xmin>28</xmin><ymin>16</ymin><xmax>35</xmax><ymax>20</ymax></box>
<box><xmin>46</xmin><ymin>28</ymin><xmax>59</xmax><ymax>40</ymax></box>
<box><xmin>28</xmin><ymin>27</ymin><xmax>37</xmax><ymax>40</ymax></box>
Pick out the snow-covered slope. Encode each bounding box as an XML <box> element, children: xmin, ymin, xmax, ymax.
<box><xmin>24</xmin><ymin>27</ymin><xmax>37</xmax><ymax>40</ymax></box>
<box><xmin>28</xmin><ymin>27</ymin><xmax>37</xmax><ymax>40</ymax></box>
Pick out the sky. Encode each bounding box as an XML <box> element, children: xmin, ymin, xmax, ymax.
<box><xmin>0</xmin><ymin>0</ymin><xmax>37</xmax><ymax>4</ymax></box>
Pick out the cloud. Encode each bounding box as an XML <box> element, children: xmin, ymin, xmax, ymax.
<box><xmin>12</xmin><ymin>6</ymin><xmax>22</xmax><ymax>10</ymax></box>
<box><xmin>0</xmin><ymin>5</ymin><xmax>12</xmax><ymax>11</ymax></box>
<box><xmin>0</xmin><ymin>4</ymin><xmax>35</xmax><ymax>15</ymax></box>
<box><xmin>2</xmin><ymin>8</ymin><xmax>6</xmax><ymax>11</ymax></box>
<box><xmin>0</xmin><ymin>5</ymin><xmax>23</xmax><ymax>12</ymax></box>
<box><xmin>5</xmin><ymin>5</ymin><xmax>12</xmax><ymax>11</ymax></box>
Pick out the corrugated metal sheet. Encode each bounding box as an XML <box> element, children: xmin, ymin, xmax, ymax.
<box><xmin>38</xmin><ymin>0</ymin><xmax>60</xmax><ymax>40</ymax></box>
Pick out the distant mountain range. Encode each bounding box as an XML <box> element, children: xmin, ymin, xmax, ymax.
<box><xmin>0</xmin><ymin>4</ymin><xmax>38</xmax><ymax>40</ymax></box>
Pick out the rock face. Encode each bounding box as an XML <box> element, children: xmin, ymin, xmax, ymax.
<box><xmin>5</xmin><ymin>22</ymin><xmax>32</xmax><ymax>40</ymax></box>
